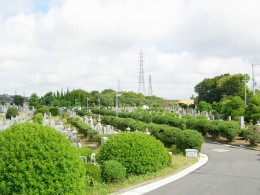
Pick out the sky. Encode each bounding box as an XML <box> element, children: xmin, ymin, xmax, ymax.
<box><xmin>1</xmin><ymin>0</ymin><xmax>260</xmax><ymax>100</ymax></box>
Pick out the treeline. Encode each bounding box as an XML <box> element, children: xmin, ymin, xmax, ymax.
<box><xmin>27</xmin><ymin>89</ymin><xmax>163</xmax><ymax>108</ymax></box>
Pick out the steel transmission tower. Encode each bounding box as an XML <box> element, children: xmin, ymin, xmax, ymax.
<box><xmin>138</xmin><ymin>51</ymin><xmax>146</xmax><ymax>95</ymax></box>
<box><xmin>148</xmin><ymin>75</ymin><xmax>153</xmax><ymax>96</ymax></box>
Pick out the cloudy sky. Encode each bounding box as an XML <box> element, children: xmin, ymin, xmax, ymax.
<box><xmin>1</xmin><ymin>0</ymin><xmax>260</xmax><ymax>99</ymax></box>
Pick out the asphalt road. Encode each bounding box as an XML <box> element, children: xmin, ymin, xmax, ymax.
<box><xmin>145</xmin><ymin>142</ymin><xmax>260</xmax><ymax>195</ymax></box>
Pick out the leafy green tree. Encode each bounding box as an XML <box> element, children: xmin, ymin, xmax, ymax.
<box><xmin>245</xmin><ymin>95</ymin><xmax>260</xmax><ymax>123</ymax></box>
<box><xmin>195</xmin><ymin>74</ymin><xmax>227</xmax><ymax>103</ymax></box>
<box><xmin>220</xmin><ymin>96</ymin><xmax>245</xmax><ymax>120</ymax></box>
<box><xmin>197</xmin><ymin>101</ymin><xmax>212</xmax><ymax>112</ymax></box>
<box><xmin>13</xmin><ymin>95</ymin><xmax>24</xmax><ymax>106</ymax></box>
<box><xmin>28</xmin><ymin>93</ymin><xmax>39</xmax><ymax>107</ymax></box>
<box><xmin>195</xmin><ymin>73</ymin><xmax>251</xmax><ymax>103</ymax></box>
<box><xmin>42</xmin><ymin>92</ymin><xmax>54</xmax><ymax>106</ymax></box>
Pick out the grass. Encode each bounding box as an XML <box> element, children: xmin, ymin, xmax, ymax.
<box><xmin>87</xmin><ymin>149</ymin><xmax>198</xmax><ymax>195</ymax></box>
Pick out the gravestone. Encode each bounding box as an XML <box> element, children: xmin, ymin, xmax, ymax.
<box><xmin>144</xmin><ymin>128</ymin><xmax>151</xmax><ymax>135</ymax></box>
<box><xmin>90</xmin><ymin>153</ymin><xmax>96</xmax><ymax>165</ymax></box>
<box><xmin>80</xmin><ymin>156</ymin><xmax>87</xmax><ymax>163</ymax></box>
<box><xmin>239</xmin><ymin>116</ymin><xmax>245</xmax><ymax>128</ymax></box>
<box><xmin>106</xmin><ymin>125</ymin><xmax>111</xmax><ymax>134</ymax></box>
<box><xmin>101</xmin><ymin>137</ymin><xmax>108</xmax><ymax>145</ymax></box>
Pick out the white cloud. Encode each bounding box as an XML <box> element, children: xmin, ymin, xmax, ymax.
<box><xmin>0</xmin><ymin>0</ymin><xmax>259</xmax><ymax>99</ymax></box>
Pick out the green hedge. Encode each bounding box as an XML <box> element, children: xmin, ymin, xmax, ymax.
<box><xmin>92</xmin><ymin>108</ymin><xmax>244</xmax><ymax>143</ymax></box>
<box><xmin>101</xmin><ymin>115</ymin><xmax>182</xmax><ymax>146</ymax></box>
<box><xmin>97</xmin><ymin>132</ymin><xmax>171</xmax><ymax>175</ymax></box>
<box><xmin>68</xmin><ymin>118</ymin><xmax>98</xmax><ymax>139</ymax></box>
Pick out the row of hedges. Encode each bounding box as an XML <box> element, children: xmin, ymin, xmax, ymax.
<box><xmin>93</xmin><ymin>108</ymin><xmax>241</xmax><ymax>142</ymax></box>
<box><xmin>100</xmin><ymin>115</ymin><xmax>181</xmax><ymax>147</ymax></box>
<box><xmin>67</xmin><ymin>117</ymin><xmax>98</xmax><ymax>139</ymax></box>
<box><xmin>91</xmin><ymin>108</ymin><xmax>185</xmax><ymax>129</ymax></box>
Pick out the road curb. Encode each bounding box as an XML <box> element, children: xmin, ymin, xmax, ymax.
<box><xmin>119</xmin><ymin>153</ymin><xmax>208</xmax><ymax>195</ymax></box>
<box><xmin>205</xmin><ymin>139</ymin><xmax>260</xmax><ymax>151</ymax></box>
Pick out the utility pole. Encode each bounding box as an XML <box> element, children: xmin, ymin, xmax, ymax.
<box><xmin>148</xmin><ymin>75</ymin><xmax>153</xmax><ymax>96</ymax></box>
<box><xmin>242</xmin><ymin>75</ymin><xmax>248</xmax><ymax>108</ymax></box>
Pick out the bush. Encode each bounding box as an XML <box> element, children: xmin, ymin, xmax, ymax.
<box><xmin>218</xmin><ymin>121</ymin><xmax>239</xmax><ymax>142</ymax></box>
<box><xmin>85</xmin><ymin>163</ymin><xmax>101</xmax><ymax>182</ymax></box>
<box><xmin>34</xmin><ymin>106</ymin><xmax>50</xmax><ymax>115</ymax></box>
<box><xmin>244</xmin><ymin>129</ymin><xmax>260</xmax><ymax>146</ymax></box>
<box><xmin>78</xmin><ymin>147</ymin><xmax>93</xmax><ymax>162</ymax></box>
<box><xmin>33</xmin><ymin>113</ymin><xmax>43</xmax><ymax>124</ymax></box>
<box><xmin>69</xmin><ymin>118</ymin><xmax>98</xmax><ymax>139</ymax></box>
<box><xmin>97</xmin><ymin>132</ymin><xmax>171</xmax><ymax>175</ymax></box>
<box><xmin>101</xmin><ymin>160</ymin><xmax>126</xmax><ymax>183</ymax></box>
<box><xmin>194</xmin><ymin>119</ymin><xmax>210</xmax><ymax>136</ymax></box>
<box><xmin>49</xmin><ymin>107</ymin><xmax>59</xmax><ymax>116</ymax></box>
<box><xmin>176</xmin><ymin>130</ymin><xmax>204</xmax><ymax>152</ymax></box>
<box><xmin>160</xmin><ymin>127</ymin><xmax>181</xmax><ymax>147</ymax></box>
<box><xmin>0</xmin><ymin>123</ymin><xmax>86</xmax><ymax>194</ymax></box>
<box><xmin>6</xmin><ymin>107</ymin><xmax>18</xmax><ymax>119</ymax></box>
<box><xmin>186</xmin><ymin>118</ymin><xmax>199</xmax><ymax>130</ymax></box>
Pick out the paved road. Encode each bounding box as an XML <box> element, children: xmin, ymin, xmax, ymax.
<box><xmin>145</xmin><ymin>142</ymin><xmax>260</xmax><ymax>195</ymax></box>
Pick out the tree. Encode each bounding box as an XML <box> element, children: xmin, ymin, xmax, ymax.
<box><xmin>197</xmin><ymin>101</ymin><xmax>212</xmax><ymax>112</ymax></box>
<box><xmin>245</xmin><ymin>95</ymin><xmax>260</xmax><ymax>123</ymax></box>
<box><xmin>195</xmin><ymin>74</ymin><xmax>228</xmax><ymax>103</ymax></box>
<box><xmin>220</xmin><ymin>96</ymin><xmax>245</xmax><ymax>120</ymax></box>
<box><xmin>42</xmin><ymin>92</ymin><xmax>54</xmax><ymax>106</ymax></box>
<box><xmin>13</xmin><ymin>95</ymin><xmax>24</xmax><ymax>106</ymax></box>
<box><xmin>195</xmin><ymin>73</ymin><xmax>251</xmax><ymax>103</ymax></box>
<box><xmin>28</xmin><ymin>93</ymin><xmax>39</xmax><ymax>107</ymax></box>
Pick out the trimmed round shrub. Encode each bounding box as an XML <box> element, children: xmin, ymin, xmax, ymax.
<box><xmin>101</xmin><ymin>160</ymin><xmax>126</xmax><ymax>182</ymax></box>
<box><xmin>194</xmin><ymin>119</ymin><xmax>210</xmax><ymax>136</ymax></box>
<box><xmin>160</xmin><ymin>127</ymin><xmax>181</xmax><ymax>147</ymax></box>
<box><xmin>176</xmin><ymin>130</ymin><xmax>204</xmax><ymax>152</ymax></box>
<box><xmin>97</xmin><ymin>132</ymin><xmax>171</xmax><ymax>175</ymax></box>
<box><xmin>49</xmin><ymin>107</ymin><xmax>60</xmax><ymax>116</ymax></box>
<box><xmin>35</xmin><ymin>106</ymin><xmax>50</xmax><ymax>115</ymax></box>
<box><xmin>6</xmin><ymin>107</ymin><xmax>18</xmax><ymax>119</ymax></box>
<box><xmin>218</xmin><ymin>121</ymin><xmax>239</xmax><ymax>142</ymax></box>
<box><xmin>33</xmin><ymin>113</ymin><xmax>43</xmax><ymax>124</ymax></box>
<box><xmin>0</xmin><ymin>123</ymin><xmax>86</xmax><ymax>194</ymax></box>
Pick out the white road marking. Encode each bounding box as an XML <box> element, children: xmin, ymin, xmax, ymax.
<box><xmin>212</xmin><ymin>149</ymin><xmax>229</xmax><ymax>152</ymax></box>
